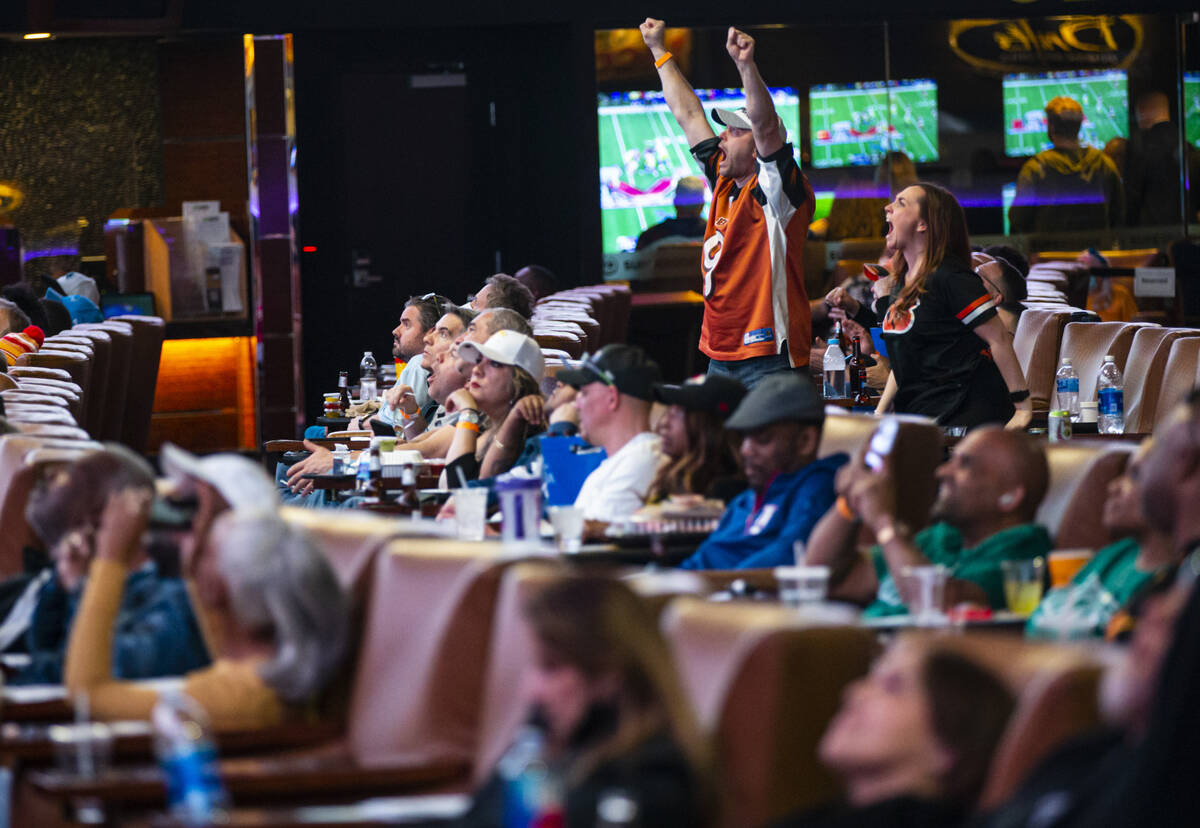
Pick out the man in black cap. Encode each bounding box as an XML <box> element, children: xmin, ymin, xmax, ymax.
<box><xmin>679</xmin><ymin>373</ymin><xmax>847</xmax><ymax>570</ymax></box>
<box><xmin>559</xmin><ymin>344</ymin><xmax>664</xmax><ymax>531</ymax></box>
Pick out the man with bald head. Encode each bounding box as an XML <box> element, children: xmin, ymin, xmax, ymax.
<box><xmin>1139</xmin><ymin>390</ymin><xmax>1200</xmax><ymax>557</ymax></box>
<box><xmin>807</xmin><ymin>425</ymin><xmax>1051</xmax><ymax>616</ymax></box>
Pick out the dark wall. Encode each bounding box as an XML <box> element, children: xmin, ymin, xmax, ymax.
<box><xmin>293</xmin><ymin>23</ymin><xmax>598</xmax><ymax>419</ymax></box>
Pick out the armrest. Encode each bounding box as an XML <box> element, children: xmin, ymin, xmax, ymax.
<box><xmin>150</xmin><ymin>794</ymin><xmax>472</xmax><ymax>827</ymax></box>
<box><xmin>27</xmin><ymin>753</ymin><xmax>470</xmax><ymax>806</ymax></box>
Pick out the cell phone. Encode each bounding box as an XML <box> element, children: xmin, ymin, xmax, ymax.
<box><xmin>863</xmin><ymin>263</ymin><xmax>889</xmax><ymax>282</ymax></box>
<box><xmin>865</xmin><ymin>417</ymin><xmax>899</xmax><ymax>471</ymax></box>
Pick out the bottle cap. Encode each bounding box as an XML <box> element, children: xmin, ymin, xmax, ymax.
<box><xmin>1061</xmin><ymin>358</ymin><xmax>1071</xmax><ymax>365</ymax></box>
<box><xmin>1104</xmin><ymin>354</ymin><xmax>1114</xmax><ymax>361</ymax></box>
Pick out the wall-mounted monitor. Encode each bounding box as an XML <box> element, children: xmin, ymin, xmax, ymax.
<box><xmin>808</xmin><ymin>79</ymin><xmax>938</xmax><ymax>169</ymax></box>
<box><xmin>1003</xmin><ymin>69</ymin><xmax>1128</xmax><ymax>157</ymax></box>
<box><xmin>1185</xmin><ymin>72</ymin><xmax>1200</xmax><ymax>150</ymax></box>
<box><xmin>597</xmin><ymin>87</ymin><xmax>800</xmax><ymax>254</ymax></box>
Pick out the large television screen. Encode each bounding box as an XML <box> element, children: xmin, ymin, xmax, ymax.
<box><xmin>1003</xmin><ymin>69</ymin><xmax>1128</xmax><ymax>157</ymax></box>
<box><xmin>1185</xmin><ymin>72</ymin><xmax>1200</xmax><ymax>149</ymax></box>
<box><xmin>808</xmin><ymin>79</ymin><xmax>939</xmax><ymax>169</ymax></box>
<box><xmin>597</xmin><ymin>87</ymin><xmax>800</xmax><ymax>254</ymax></box>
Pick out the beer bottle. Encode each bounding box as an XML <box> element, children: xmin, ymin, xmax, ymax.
<box><xmin>363</xmin><ymin>444</ymin><xmax>383</xmax><ymax>503</ymax></box>
<box><xmin>849</xmin><ymin>337</ymin><xmax>870</xmax><ymax>405</ymax></box>
<box><xmin>397</xmin><ymin>463</ymin><xmax>421</xmax><ymax>516</ymax></box>
<box><xmin>337</xmin><ymin>371</ymin><xmax>351</xmax><ymax>417</ymax></box>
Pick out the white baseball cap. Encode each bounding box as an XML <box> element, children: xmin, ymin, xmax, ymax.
<box><xmin>712</xmin><ymin>106</ymin><xmax>787</xmax><ymax>139</ymax></box>
<box><xmin>160</xmin><ymin>443</ymin><xmax>279</xmax><ymax>513</ymax></box>
<box><xmin>457</xmin><ymin>329</ymin><xmax>545</xmax><ymax>381</ymax></box>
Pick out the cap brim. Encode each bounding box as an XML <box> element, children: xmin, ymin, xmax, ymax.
<box><xmin>712</xmin><ymin>107</ymin><xmax>752</xmax><ymax>130</ymax></box>
<box><xmin>457</xmin><ymin>341</ymin><xmax>485</xmax><ymax>365</ymax></box>
<box><xmin>723</xmin><ymin>407</ymin><xmax>775</xmax><ymax>431</ymax></box>
<box><xmin>160</xmin><ymin>442</ymin><xmax>279</xmax><ymax>514</ymax></box>
<box><xmin>556</xmin><ymin>365</ymin><xmax>602</xmax><ymax>389</ymax></box>
<box><xmin>653</xmin><ymin>383</ymin><xmax>697</xmax><ymax>407</ymax></box>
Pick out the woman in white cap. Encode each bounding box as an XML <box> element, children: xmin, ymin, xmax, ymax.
<box><xmin>64</xmin><ymin>448</ymin><xmax>349</xmax><ymax>731</ymax></box>
<box><xmin>442</xmin><ymin>330</ymin><xmax>546</xmax><ymax>484</ymax></box>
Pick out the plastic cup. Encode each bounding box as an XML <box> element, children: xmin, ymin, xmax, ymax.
<box><xmin>48</xmin><ymin>722</ymin><xmax>114</xmax><ymax>778</ymax></box>
<box><xmin>1002</xmin><ymin>558</ymin><xmax>1045</xmax><ymax>615</ymax></box>
<box><xmin>775</xmin><ymin>566</ymin><xmax>830</xmax><ymax>607</ymax></box>
<box><xmin>1079</xmin><ymin>402</ymin><xmax>1099</xmax><ymax>424</ymax></box>
<box><xmin>453</xmin><ymin>488</ymin><xmax>489</xmax><ymax>541</ymax></box>
<box><xmin>902</xmin><ymin>565</ymin><xmax>949</xmax><ymax>626</ymax></box>
<box><xmin>548</xmin><ymin>505</ymin><xmax>585</xmax><ymax>553</ymax></box>
<box><xmin>1048</xmin><ymin>550</ymin><xmax>1093</xmax><ymax>588</ymax></box>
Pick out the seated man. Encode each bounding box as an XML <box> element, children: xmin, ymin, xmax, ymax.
<box><xmin>557</xmin><ymin>344</ymin><xmax>664</xmax><ymax>534</ymax></box>
<box><xmin>373</xmin><ymin>294</ymin><xmax>442</xmax><ymax>430</ymax></box>
<box><xmin>680</xmin><ymin>373</ymin><xmax>846</xmax><ymax>570</ymax></box>
<box><xmin>470</xmin><ymin>273</ymin><xmax>535</xmax><ymax>319</ymax></box>
<box><xmin>807</xmin><ymin>425</ymin><xmax>1051</xmax><ymax>616</ymax></box>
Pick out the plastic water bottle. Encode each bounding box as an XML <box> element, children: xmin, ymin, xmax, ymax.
<box><xmin>1055</xmin><ymin>357</ymin><xmax>1080</xmax><ymax>421</ymax></box>
<box><xmin>1096</xmin><ymin>354</ymin><xmax>1124</xmax><ymax>434</ymax></box>
<box><xmin>152</xmin><ymin>691</ymin><xmax>228</xmax><ymax>824</ymax></box>
<box><xmin>498</xmin><ymin>724</ymin><xmax>563</xmax><ymax>828</ymax></box>
<box><xmin>823</xmin><ymin>324</ymin><xmax>846</xmax><ymax>399</ymax></box>
<box><xmin>355</xmin><ymin>450</ymin><xmax>371</xmax><ymax>493</ymax></box>
<box><xmin>359</xmin><ymin>351</ymin><xmax>378</xmax><ymax>402</ymax></box>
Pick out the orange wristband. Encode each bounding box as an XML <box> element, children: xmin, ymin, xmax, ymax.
<box><xmin>456</xmin><ymin>421</ymin><xmax>480</xmax><ymax>433</ymax></box>
<box><xmin>835</xmin><ymin>495</ymin><xmax>856</xmax><ymax>521</ymax></box>
<box><xmin>654</xmin><ymin>51</ymin><xmax>674</xmax><ymax>69</ymax></box>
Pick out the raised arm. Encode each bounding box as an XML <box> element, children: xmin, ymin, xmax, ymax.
<box><xmin>640</xmin><ymin>18</ymin><xmax>715</xmax><ymax>147</ymax></box>
<box><xmin>726</xmin><ymin>27</ymin><xmax>783</xmax><ymax>158</ymax></box>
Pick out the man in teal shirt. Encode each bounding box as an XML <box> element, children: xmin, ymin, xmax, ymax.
<box><xmin>807</xmin><ymin>426</ymin><xmax>1051</xmax><ymax>616</ymax></box>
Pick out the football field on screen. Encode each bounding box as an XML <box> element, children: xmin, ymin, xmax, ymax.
<box><xmin>598</xmin><ymin>98</ymin><xmax>800</xmax><ymax>253</ymax></box>
<box><xmin>1004</xmin><ymin>75</ymin><xmax>1128</xmax><ymax>156</ymax></box>
<box><xmin>809</xmin><ymin>83</ymin><xmax>938</xmax><ymax>169</ymax></box>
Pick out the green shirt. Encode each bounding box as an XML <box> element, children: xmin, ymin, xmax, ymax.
<box><xmin>864</xmin><ymin>522</ymin><xmax>1052</xmax><ymax>618</ymax></box>
<box><xmin>1025</xmin><ymin>537</ymin><xmax>1156</xmax><ymax>640</ymax></box>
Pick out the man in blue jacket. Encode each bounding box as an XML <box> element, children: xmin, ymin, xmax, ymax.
<box><xmin>680</xmin><ymin>373</ymin><xmax>846</xmax><ymax>569</ymax></box>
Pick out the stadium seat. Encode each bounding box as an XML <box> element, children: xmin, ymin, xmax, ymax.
<box><xmin>1123</xmin><ymin>327</ymin><xmax>1200</xmax><ymax>434</ymax></box>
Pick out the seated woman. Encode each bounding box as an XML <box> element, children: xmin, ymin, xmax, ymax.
<box><xmin>64</xmin><ymin>465</ymin><xmax>349</xmax><ymax>731</ymax></box>
<box><xmin>12</xmin><ymin>446</ymin><xmax>209</xmax><ymax>685</ymax></box>
<box><xmin>461</xmin><ymin>575</ymin><xmax>708</xmax><ymax>827</ymax></box>
<box><xmin>1026</xmin><ymin>440</ymin><xmax>1173</xmax><ymax>640</ymax></box>
<box><xmin>773</xmin><ymin>636</ymin><xmax>1015</xmax><ymax>828</ymax></box>
<box><xmin>647</xmin><ymin>373</ymin><xmax>746</xmax><ymax>504</ymax></box>
<box><xmin>442</xmin><ymin>330</ymin><xmax>545</xmax><ymax>485</ymax></box>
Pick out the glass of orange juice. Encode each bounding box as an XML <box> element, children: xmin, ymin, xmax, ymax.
<box><xmin>1002</xmin><ymin>558</ymin><xmax>1045</xmax><ymax>615</ymax></box>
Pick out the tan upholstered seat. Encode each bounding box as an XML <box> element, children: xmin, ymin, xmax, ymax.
<box><xmin>662</xmin><ymin>598</ymin><xmax>877</xmax><ymax>827</ymax></box>
<box><xmin>8</xmin><ymin>366</ymin><xmax>73</xmax><ymax>383</ymax></box>
<box><xmin>1037</xmin><ymin>440</ymin><xmax>1137</xmax><ymax>549</ymax></box>
<box><xmin>531</xmin><ymin>330</ymin><xmax>583</xmax><ymax>359</ymax></box>
<box><xmin>16</xmin><ymin>350</ymin><xmax>92</xmax><ymax>431</ymax></box>
<box><xmin>1058</xmin><ymin>322</ymin><xmax>1152</xmax><ymax>403</ymax></box>
<box><xmin>1012</xmin><ymin>308</ymin><xmax>1072</xmax><ymax>412</ymax></box>
<box><xmin>0</xmin><ymin>390</ymin><xmax>68</xmax><ymax>408</ymax></box>
<box><xmin>76</xmin><ymin>321</ymin><xmax>134</xmax><ymax>442</ymax></box>
<box><xmin>110</xmin><ymin>315</ymin><xmax>165</xmax><ymax>451</ymax></box>
<box><xmin>0</xmin><ymin>374</ymin><xmax>16</xmax><ymax>392</ymax></box>
<box><xmin>1153</xmin><ymin>337</ymin><xmax>1200</xmax><ymax>429</ymax></box>
<box><xmin>1123</xmin><ymin>327</ymin><xmax>1200</xmax><ymax>434</ymax></box>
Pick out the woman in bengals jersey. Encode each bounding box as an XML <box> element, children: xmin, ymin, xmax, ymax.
<box><xmin>836</xmin><ymin>183</ymin><xmax>1032</xmax><ymax>429</ymax></box>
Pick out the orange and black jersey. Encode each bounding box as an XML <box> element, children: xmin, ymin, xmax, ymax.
<box><xmin>692</xmin><ymin>138</ymin><xmax>814</xmax><ymax>367</ymax></box>
<box><xmin>875</xmin><ymin>257</ymin><xmax>1013</xmax><ymax>427</ymax></box>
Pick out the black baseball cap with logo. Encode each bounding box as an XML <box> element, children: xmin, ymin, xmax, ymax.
<box><xmin>654</xmin><ymin>374</ymin><xmax>747</xmax><ymax>420</ymax></box>
<box><xmin>557</xmin><ymin>344</ymin><xmax>661</xmax><ymax>401</ymax></box>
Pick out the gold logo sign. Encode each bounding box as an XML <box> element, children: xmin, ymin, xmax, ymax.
<box><xmin>949</xmin><ymin>16</ymin><xmax>1143</xmax><ymax>74</ymax></box>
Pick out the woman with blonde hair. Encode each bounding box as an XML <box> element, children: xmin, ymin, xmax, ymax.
<box><xmin>462</xmin><ymin>575</ymin><xmax>709</xmax><ymax>827</ymax></box>
<box><xmin>827</xmin><ymin>183</ymin><xmax>1032</xmax><ymax>430</ymax></box>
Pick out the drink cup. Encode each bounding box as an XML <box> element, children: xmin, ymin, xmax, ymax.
<box><xmin>1048</xmin><ymin>549</ymin><xmax>1093</xmax><ymax>588</ymax></box>
<box><xmin>49</xmin><ymin>723</ymin><xmax>114</xmax><ymax>778</ymax></box>
<box><xmin>1002</xmin><ymin>557</ymin><xmax>1045</xmax><ymax>615</ymax></box>
<box><xmin>902</xmin><ymin>565</ymin><xmax>949</xmax><ymax>626</ymax></box>
<box><xmin>775</xmin><ymin>565</ymin><xmax>830</xmax><ymax>607</ymax></box>
<box><xmin>548</xmin><ymin>505</ymin><xmax>585</xmax><ymax>553</ymax></box>
<box><xmin>1079</xmin><ymin>401</ymin><xmax>1099</xmax><ymax>424</ymax></box>
<box><xmin>453</xmin><ymin>488</ymin><xmax>489</xmax><ymax>541</ymax></box>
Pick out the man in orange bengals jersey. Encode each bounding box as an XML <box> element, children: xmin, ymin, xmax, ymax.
<box><xmin>640</xmin><ymin>19</ymin><xmax>814</xmax><ymax>389</ymax></box>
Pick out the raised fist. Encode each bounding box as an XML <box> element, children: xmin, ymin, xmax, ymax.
<box><xmin>640</xmin><ymin>18</ymin><xmax>667</xmax><ymax>51</ymax></box>
<box><xmin>726</xmin><ymin>27</ymin><xmax>756</xmax><ymax>65</ymax></box>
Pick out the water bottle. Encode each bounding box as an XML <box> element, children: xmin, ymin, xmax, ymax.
<box><xmin>152</xmin><ymin>691</ymin><xmax>228</xmax><ymax>824</ymax></box>
<box><xmin>1055</xmin><ymin>358</ymin><xmax>1080</xmax><ymax>421</ymax></box>
<box><xmin>823</xmin><ymin>324</ymin><xmax>846</xmax><ymax>399</ymax></box>
<box><xmin>1096</xmin><ymin>354</ymin><xmax>1124</xmax><ymax>434</ymax></box>
<box><xmin>498</xmin><ymin>724</ymin><xmax>563</xmax><ymax>828</ymax></box>
<box><xmin>355</xmin><ymin>450</ymin><xmax>372</xmax><ymax>493</ymax></box>
<box><xmin>359</xmin><ymin>351</ymin><xmax>378</xmax><ymax>402</ymax></box>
